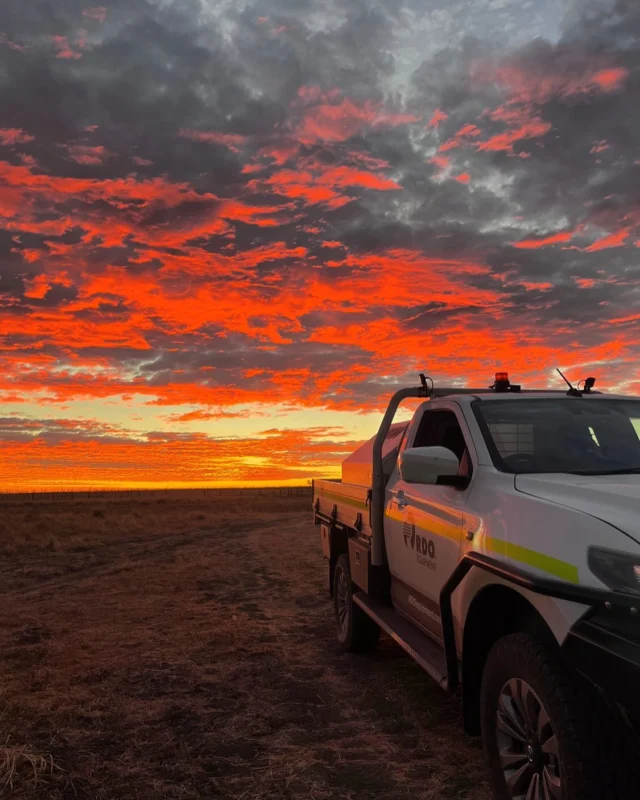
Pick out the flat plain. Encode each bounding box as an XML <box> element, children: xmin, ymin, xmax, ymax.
<box><xmin>0</xmin><ymin>492</ymin><xmax>491</xmax><ymax>799</ymax></box>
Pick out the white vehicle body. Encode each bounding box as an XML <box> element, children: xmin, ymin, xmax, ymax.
<box><xmin>382</xmin><ymin>393</ymin><xmax>640</xmax><ymax>651</ymax></box>
<box><xmin>313</xmin><ymin>378</ymin><xmax>640</xmax><ymax>745</ymax></box>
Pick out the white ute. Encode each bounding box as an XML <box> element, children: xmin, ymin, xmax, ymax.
<box><xmin>313</xmin><ymin>372</ymin><xmax>640</xmax><ymax>800</ymax></box>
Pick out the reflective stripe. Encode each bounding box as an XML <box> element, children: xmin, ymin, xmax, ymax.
<box><xmin>338</xmin><ymin>496</ymin><xmax>580</xmax><ymax>585</ymax></box>
<box><xmin>317</xmin><ymin>489</ymin><xmax>368</xmax><ymax>510</ymax></box>
<box><xmin>387</xmin><ymin>507</ymin><xmax>461</xmax><ymax>542</ymax></box>
<box><xmin>484</xmin><ymin>537</ymin><xmax>580</xmax><ymax>584</ymax></box>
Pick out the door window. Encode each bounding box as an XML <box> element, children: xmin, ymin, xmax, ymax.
<box><xmin>412</xmin><ymin>409</ymin><xmax>472</xmax><ymax>478</ymax></box>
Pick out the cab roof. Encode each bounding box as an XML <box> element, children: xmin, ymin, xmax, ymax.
<box><xmin>438</xmin><ymin>391</ymin><xmax>637</xmax><ymax>402</ymax></box>
<box><xmin>418</xmin><ymin>373</ymin><xmax>638</xmax><ymax>403</ymax></box>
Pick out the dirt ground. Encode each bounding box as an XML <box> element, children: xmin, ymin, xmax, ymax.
<box><xmin>0</xmin><ymin>494</ymin><xmax>491</xmax><ymax>799</ymax></box>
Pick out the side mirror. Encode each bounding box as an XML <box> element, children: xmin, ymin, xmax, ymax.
<box><xmin>398</xmin><ymin>446</ymin><xmax>460</xmax><ymax>485</ymax></box>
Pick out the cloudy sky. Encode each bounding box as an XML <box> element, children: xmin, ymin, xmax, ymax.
<box><xmin>0</xmin><ymin>0</ymin><xmax>639</xmax><ymax>489</ymax></box>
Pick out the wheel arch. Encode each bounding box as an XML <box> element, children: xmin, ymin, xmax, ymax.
<box><xmin>461</xmin><ymin>583</ymin><xmax>557</xmax><ymax>735</ymax></box>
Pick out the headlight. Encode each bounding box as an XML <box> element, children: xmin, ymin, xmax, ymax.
<box><xmin>588</xmin><ymin>547</ymin><xmax>640</xmax><ymax>596</ymax></box>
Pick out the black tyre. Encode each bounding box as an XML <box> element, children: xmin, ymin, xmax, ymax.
<box><xmin>333</xmin><ymin>553</ymin><xmax>380</xmax><ymax>653</ymax></box>
<box><xmin>480</xmin><ymin>632</ymin><xmax>638</xmax><ymax>800</ymax></box>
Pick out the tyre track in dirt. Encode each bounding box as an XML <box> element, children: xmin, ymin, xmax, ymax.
<box><xmin>0</xmin><ymin>515</ymin><xmax>300</xmax><ymax>599</ymax></box>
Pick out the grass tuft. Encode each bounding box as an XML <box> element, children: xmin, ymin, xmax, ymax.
<box><xmin>0</xmin><ymin>743</ymin><xmax>57</xmax><ymax>795</ymax></box>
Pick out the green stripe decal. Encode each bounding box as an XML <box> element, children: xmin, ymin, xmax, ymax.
<box><xmin>317</xmin><ymin>489</ymin><xmax>368</xmax><ymax>510</ymax></box>
<box><xmin>485</xmin><ymin>537</ymin><xmax>579</xmax><ymax>584</ymax></box>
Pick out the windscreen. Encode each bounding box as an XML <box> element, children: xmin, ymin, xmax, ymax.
<box><xmin>474</xmin><ymin>399</ymin><xmax>640</xmax><ymax>475</ymax></box>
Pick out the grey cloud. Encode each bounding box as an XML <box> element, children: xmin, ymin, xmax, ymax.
<box><xmin>0</xmin><ymin>415</ymin><xmax>133</xmax><ymax>444</ymax></box>
<box><xmin>1</xmin><ymin>0</ymin><xmax>639</xmax><ymax>408</ymax></box>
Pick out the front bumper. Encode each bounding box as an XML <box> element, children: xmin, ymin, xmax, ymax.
<box><xmin>562</xmin><ymin>615</ymin><xmax>640</xmax><ymax>720</ymax></box>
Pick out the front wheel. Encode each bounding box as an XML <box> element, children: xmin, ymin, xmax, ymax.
<box><xmin>333</xmin><ymin>553</ymin><xmax>380</xmax><ymax>653</ymax></box>
<box><xmin>480</xmin><ymin>632</ymin><xmax>637</xmax><ymax>800</ymax></box>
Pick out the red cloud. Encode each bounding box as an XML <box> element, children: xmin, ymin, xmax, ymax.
<box><xmin>472</xmin><ymin>59</ymin><xmax>629</xmax><ymax>105</ymax></box>
<box><xmin>592</xmin><ymin>68</ymin><xmax>628</xmax><ymax>91</ymax></box>
<box><xmin>67</xmin><ymin>145</ymin><xmax>112</xmax><ymax>165</ymax></box>
<box><xmin>0</xmin><ymin>128</ymin><xmax>35</xmax><ymax>146</ymax></box>
<box><xmin>0</xmin><ymin>159</ymin><xmax>285</xmax><ymax>249</ymax></box>
<box><xmin>51</xmin><ymin>35</ymin><xmax>83</xmax><ymax>60</ymax></box>
<box><xmin>0</xmin><ymin>33</ymin><xmax>27</xmax><ymax>52</ymax></box>
<box><xmin>179</xmin><ymin>129</ymin><xmax>249</xmax><ymax>152</ymax></box>
<box><xmin>575</xmin><ymin>277</ymin><xmax>596</xmax><ymax>288</ymax></box>
<box><xmin>439</xmin><ymin>124</ymin><xmax>482</xmax><ymax>152</ymax></box>
<box><xmin>426</xmin><ymin>108</ymin><xmax>448</xmax><ymax>128</ymax></box>
<box><xmin>513</xmin><ymin>230</ymin><xmax>576</xmax><ymax>249</ymax></box>
<box><xmin>295</xmin><ymin>96</ymin><xmax>420</xmax><ymax>145</ymax></box>
<box><xmin>584</xmin><ymin>229</ymin><xmax>629</xmax><ymax>251</ymax></box>
<box><xmin>476</xmin><ymin>118</ymin><xmax>550</xmax><ymax>153</ymax></box>
<box><xmin>437</xmin><ymin>58</ymin><xmax>626</xmax><ymax>163</ymax></box>
<box><xmin>429</xmin><ymin>155</ymin><xmax>450</xmax><ymax>172</ymax></box>
<box><xmin>519</xmin><ymin>281</ymin><xmax>553</xmax><ymax>291</ymax></box>
<box><xmin>248</xmin><ymin>155</ymin><xmax>400</xmax><ymax>209</ymax></box>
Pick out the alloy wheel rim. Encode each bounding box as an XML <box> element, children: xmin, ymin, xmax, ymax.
<box><xmin>496</xmin><ymin>678</ymin><xmax>562</xmax><ymax>800</ymax></box>
<box><xmin>336</xmin><ymin>569</ymin><xmax>349</xmax><ymax>634</ymax></box>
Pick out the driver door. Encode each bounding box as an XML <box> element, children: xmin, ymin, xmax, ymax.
<box><xmin>385</xmin><ymin>406</ymin><xmax>473</xmax><ymax>641</ymax></box>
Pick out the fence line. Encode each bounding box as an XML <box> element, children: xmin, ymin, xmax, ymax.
<box><xmin>0</xmin><ymin>486</ymin><xmax>314</xmax><ymax>504</ymax></box>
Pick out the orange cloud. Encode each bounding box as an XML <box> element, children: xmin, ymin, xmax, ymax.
<box><xmin>23</xmin><ymin>275</ymin><xmax>52</xmax><ymax>299</ymax></box>
<box><xmin>307</xmin><ymin>313</ymin><xmax>637</xmax><ymax>400</ymax></box>
<box><xmin>164</xmin><ymin>409</ymin><xmax>254</xmax><ymax>422</ymax></box>
<box><xmin>0</xmin><ymin>426</ymin><xmax>355</xmax><ymax>490</ymax></box>
<box><xmin>1</xmin><ymin>35</ymin><xmax>638</xmax><ymax>493</ymax></box>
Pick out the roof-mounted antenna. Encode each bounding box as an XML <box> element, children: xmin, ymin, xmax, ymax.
<box><xmin>419</xmin><ymin>373</ymin><xmax>433</xmax><ymax>397</ymax></box>
<box><xmin>556</xmin><ymin>368</ymin><xmax>582</xmax><ymax>397</ymax></box>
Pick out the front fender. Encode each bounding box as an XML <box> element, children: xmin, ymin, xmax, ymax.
<box><xmin>453</xmin><ymin>470</ymin><xmax>640</xmax><ymax>648</ymax></box>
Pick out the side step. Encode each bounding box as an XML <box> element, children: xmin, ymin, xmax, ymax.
<box><xmin>353</xmin><ymin>591</ymin><xmax>449</xmax><ymax>690</ymax></box>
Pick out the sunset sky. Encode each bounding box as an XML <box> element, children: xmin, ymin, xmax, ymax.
<box><xmin>0</xmin><ymin>0</ymin><xmax>639</xmax><ymax>490</ymax></box>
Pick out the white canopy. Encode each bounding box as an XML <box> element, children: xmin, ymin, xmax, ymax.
<box><xmin>342</xmin><ymin>421</ymin><xmax>409</xmax><ymax>488</ymax></box>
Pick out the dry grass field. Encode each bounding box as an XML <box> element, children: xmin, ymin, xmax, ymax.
<box><xmin>0</xmin><ymin>492</ymin><xmax>491</xmax><ymax>799</ymax></box>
